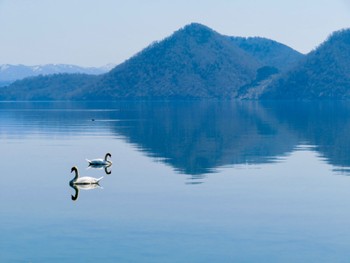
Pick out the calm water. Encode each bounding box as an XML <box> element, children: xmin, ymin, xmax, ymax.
<box><xmin>1</xmin><ymin>100</ymin><xmax>350</xmax><ymax>262</ymax></box>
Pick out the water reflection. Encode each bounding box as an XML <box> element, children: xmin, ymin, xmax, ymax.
<box><xmin>87</xmin><ymin>164</ymin><xmax>112</xmax><ymax>175</ymax></box>
<box><xmin>108</xmin><ymin>101</ymin><xmax>298</xmax><ymax>176</ymax></box>
<box><xmin>2</xmin><ymin>101</ymin><xmax>350</xmax><ymax>177</ymax></box>
<box><xmin>263</xmin><ymin>101</ymin><xmax>350</xmax><ymax>173</ymax></box>
<box><xmin>69</xmin><ymin>183</ymin><xmax>102</xmax><ymax>201</ymax></box>
<box><xmin>109</xmin><ymin>101</ymin><xmax>350</xmax><ymax>176</ymax></box>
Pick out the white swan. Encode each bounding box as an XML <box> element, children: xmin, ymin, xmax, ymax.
<box><xmin>70</xmin><ymin>166</ymin><xmax>103</xmax><ymax>185</ymax></box>
<box><xmin>86</xmin><ymin>153</ymin><xmax>112</xmax><ymax>166</ymax></box>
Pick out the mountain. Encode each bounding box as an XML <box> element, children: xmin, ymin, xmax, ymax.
<box><xmin>82</xmin><ymin>25</ymin><xmax>303</xmax><ymax>100</ymax></box>
<box><xmin>229</xmin><ymin>37</ymin><xmax>303</xmax><ymax>72</ymax></box>
<box><xmin>0</xmin><ymin>23</ymin><xmax>303</xmax><ymax>100</ymax></box>
<box><xmin>0</xmin><ymin>63</ymin><xmax>114</xmax><ymax>86</ymax></box>
<box><xmin>79</xmin><ymin>23</ymin><xmax>263</xmax><ymax>99</ymax></box>
<box><xmin>261</xmin><ymin>29</ymin><xmax>350</xmax><ymax>99</ymax></box>
<box><xmin>0</xmin><ymin>74</ymin><xmax>97</xmax><ymax>100</ymax></box>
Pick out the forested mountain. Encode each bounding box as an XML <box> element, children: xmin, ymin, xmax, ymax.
<box><xmin>80</xmin><ymin>23</ymin><xmax>263</xmax><ymax>99</ymax></box>
<box><xmin>0</xmin><ymin>74</ymin><xmax>98</xmax><ymax>100</ymax></box>
<box><xmin>261</xmin><ymin>29</ymin><xmax>350</xmax><ymax>99</ymax></box>
<box><xmin>229</xmin><ymin>37</ymin><xmax>303</xmax><ymax>71</ymax></box>
<box><xmin>0</xmin><ymin>23</ymin><xmax>304</xmax><ymax>100</ymax></box>
<box><xmin>0</xmin><ymin>64</ymin><xmax>113</xmax><ymax>86</ymax></box>
<box><xmin>84</xmin><ymin>25</ymin><xmax>303</xmax><ymax>100</ymax></box>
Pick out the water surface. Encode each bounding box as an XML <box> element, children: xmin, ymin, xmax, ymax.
<box><xmin>1</xmin><ymin>100</ymin><xmax>350</xmax><ymax>262</ymax></box>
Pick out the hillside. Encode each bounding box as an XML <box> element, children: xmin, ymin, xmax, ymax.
<box><xmin>79</xmin><ymin>23</ymin><xmax>263</xmax><ymax>99</ymax></box>
<box><xmin>82</xmin><ymin>24</ymin><xmax>303</xmax><ymax>99</ymax></box>
<box><xmin>0</xmin><ymin>23</ymin><xmax>304</xmax><ymax>100</ymax></box>
<box><xmin>229</xmin><ymin>36</ymin><xmax>303</xmax><ymax>71</ymax></box>
<box><xmin>261</xmin><ymin>29</ymin><xmax>350</xmax><ymax>99</ymax></box>
<box><xmin>0</xmin><ymin>74</ymin><xmax>97</xmax><ymax>100</ymax></box>
<box><xmin>0</xmin><ymin>64</ymin><xmax>113</xmax><ymax>86</ymax></box>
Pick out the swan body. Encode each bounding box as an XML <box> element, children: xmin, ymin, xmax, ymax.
<box><xmin>86</xmin><ymin>153</ymin><xmax>112</xmax><ymax>166</ymax></box>
<box><xmin>70</xmin><ymin>166</ymin><xmax>103</xmax><ymax>185</ymax></box>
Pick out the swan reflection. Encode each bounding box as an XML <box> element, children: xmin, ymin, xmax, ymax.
<box><xmin>70</xmin><ymin>183</ymin><xmax>102</xmax><ymax>201</ymax></box>
<box><xmin>87</xmin><ymin>164</ymin><xmax>112</xmax><ymax>175</ymax></box>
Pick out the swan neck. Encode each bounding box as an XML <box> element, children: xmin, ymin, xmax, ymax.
<box><xmin>72</xmin><ymin>168</ymin><xmax>79</xmax><ymax>182</ymax></box>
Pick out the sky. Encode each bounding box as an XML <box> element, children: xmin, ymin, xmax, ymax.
<box><xmin>1</xmin><ymin>0</ymin><xmax>350</xmax><ymax>67</ymax></box>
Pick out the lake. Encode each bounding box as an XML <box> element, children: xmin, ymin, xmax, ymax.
<box><xmin>1</xmin><ymin>100</ymin><xmax>350</xmax><ymax>262</ymax></box>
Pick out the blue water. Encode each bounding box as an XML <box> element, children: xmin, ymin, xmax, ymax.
<box><xmin>1</xmin><ymin>100</ymin><xmax>350</xmax><ymax>262</ymax></box>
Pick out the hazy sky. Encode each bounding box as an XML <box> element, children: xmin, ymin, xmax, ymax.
<box><xmin>1</xmin><ymin>0</ymin><xmax>350</xmax><ymax>67</ymax></box>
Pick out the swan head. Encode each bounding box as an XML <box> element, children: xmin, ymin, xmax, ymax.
<box><xmin>71</xmin><ymin>166</ymin><xmax>78</xmax><ymax>173</ymax></box>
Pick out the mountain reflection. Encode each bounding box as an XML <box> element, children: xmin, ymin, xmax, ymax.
<box><xmin>94</xmin><ymin>100</ymin><xmax>350</xmax><ymax>176</ymax></box>
<box><xmin>109</xmin><ymin>101</ymin><xmax>298</xmax><ymax>176</ymax></box>
<box><xmin>2</xmin><ymin>100</ymin><xmax>350</xmax><ymax>176</ymax></box>
<box><xmin>263</xmin><ymin>101</ymin><xmax>350</xmax><ymax>172</ymax></box>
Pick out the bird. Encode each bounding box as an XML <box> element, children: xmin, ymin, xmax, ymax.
<box><xmin>70</xmin><ymin>166</ymin><xmax>103</xmax><ymax>186</ymax></box>
<box><xmin>86</xmin><ymin>153</ymin><xmax>112</xmax><ymax>166</ymax></box>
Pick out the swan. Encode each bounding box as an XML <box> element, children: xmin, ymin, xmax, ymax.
<box><xmin>86</xmin><ymin>153</ymin><xmax>112</xmax><ymax>166</ymax></box>
<box><xmin>70</xmin><ymin>166</ymin><xmax>103</xmax><ymax>185</ymax></box>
